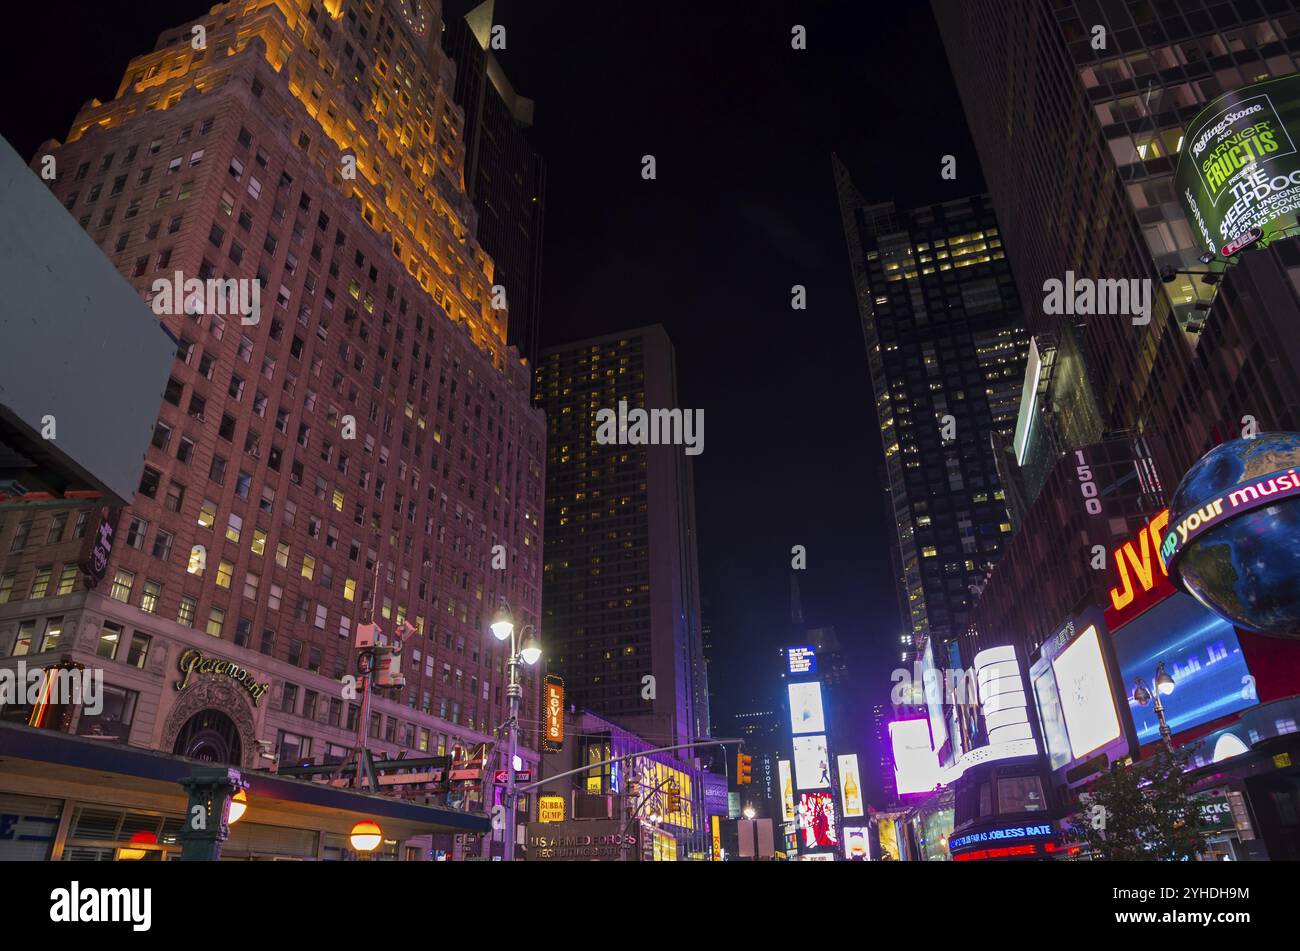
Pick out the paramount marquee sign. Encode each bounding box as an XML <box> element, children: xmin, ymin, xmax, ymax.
<box><xmin>175</xmin><ymin>648</ymin><xmax>270</xmax><ymax>705</ymax></box>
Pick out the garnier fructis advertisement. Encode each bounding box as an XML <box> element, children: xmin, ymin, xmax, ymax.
<box><xmin>1175</xmin><ymin>73</ymin><xmax>1300</xmax><ymax>254</ymax></box>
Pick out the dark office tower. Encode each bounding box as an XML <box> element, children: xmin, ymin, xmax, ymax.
<box><xmin>443</xmin><ymin>0</ymin><xmax>546</xmax><ymax>368</ymax></box>
<box><xmin>833</xmin><ymin>167</ymin><xmax>1030</xmax><ymax>654</ymax></box>
<box><xmin>931</xmin><ymin>1</ymin><xmax>1300</xmax><ymax>479</ymax></box>
<box><xmin>534</xmin><ymin>326</ymin><xmax>707</xmax><ymax>753</ymax></box>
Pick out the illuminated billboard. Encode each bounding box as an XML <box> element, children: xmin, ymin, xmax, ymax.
<box><xmin>1031</xmin><ymin>609</ymin><xmax>1135</xmax><ymax>783</ymax></box>
<box><xmin>843</xmin><ymin>826</ymin><xmax>870</xmax><ymax>860</ymax></box>
<box><xmin>778</xmin><ymin>759</ymin><xmax>796</xmax><ymax>821</ymax></box>
<box><xmin>798</xmin><ymin>792</ymin><xmax>838</xmax><ymax>849</ymax></box>
<box><xmin>921</xmin><ymin>640</ymin><xmax>949</xmax><ymax>762</ymax></box>
<box><xmin>889</xmin><ymin>718</ymin><xmax>939</xmax><ymax>796</ymax></box>
<box><xmin>837</xmin><ymin>754</ymin><xmax>864</xmax><ymax>818</ymax></box>
<box><xmin>1031</xmin><ymin>663</ymin><xmax>1072</xmax><ymax>772</ymax></box>
<box><xmin>787</xmin><ymin>646</ymin><xmax>817</xmax><ymax>675</ymax></box>
<box><xmin>1175</xmin><ymin>73</ymin><xmax>1300</xmax><ymax>255</ymax></box>
<box><xmin>1114</xmin><ymin>592</ymin><xmax>1257</xmax><ymax>745</ymax></box>
<box><xmin>792</xmin><ymin>734</ymin><xmax>830</xmax><ymax>790</ymax></box>
<box><xmin>1053</xmin><ymin>622</ymin><xmax>1123</xmax><ymax>759</ymax></box>
<box><xmin>1104</xmin><ymin>509</ymin><xmax>1177</xmax><ymax>631</ymax></box>
<box><xmin>787</xmin><ymin>681</ymin><xmax>826</xmax><ymax>735</ymax></box>
<box><xmin>877</xmin><ymin>818</ymin><xmax>900</xmax><ymax>860</ymax></box>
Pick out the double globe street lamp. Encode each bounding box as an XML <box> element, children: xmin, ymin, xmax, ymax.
<box><xmin>490</xmin><ymin>600</ymin><xmax>542</xmax><ymax>861</ymax></box>
<box><xmin>1132</xmin><ymin>661</ymin><xmax>1177</xmax><ymax>752</ymax></box>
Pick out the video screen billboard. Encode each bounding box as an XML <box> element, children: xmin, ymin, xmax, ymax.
<box><xmin>1114</xmin><ymin>592</ymin><xmax>1257</xmax><ymax>745</ymax></box>
<box><xmin>889</xmin><ymin>718</ymin><xmax>939</xmax><ymax>796</ymax></box>
<box><xmin>778</xmin><ymin>759</ymin><xmax>796</xmax><ymax>821</ymax></box>
<box><xmin>837</xmin><ymin>754</ymin><xmax>864</xmax><ymax>818</ymax></box>
<box><xmin>788</xmin><ymin>681</ymin><xmax>826</xmax><ymax>735</ymax></box>
<box><xmin>1175</xmin><ymin>73</ymin><xmax>1300</xmax><ymax>254</ymax></box>
<box><xmin>843</xmin><ymin>826</ymin><xmax>870</xmax><ymax>860</ymax></box>
<box><xmin>1031</xmin><ymin>663</ymin><xmax>1073</xmax><ymax>772</ymax></box>
<box><xmin>792</xmin><ymin>734</ymin><xmax>830</xmax><ymax>790</ymax></box>
<box><xmin>799</xmin><ymin>792</ymin><xmax>838</xmax><ymax>849</ymax></box>
<box><xmin>787</xmin><ymin>646</ymin><xmax>817</xmax><ymax>675</ymax></box>
<box><xmin>1052</xmin><ymin>622</ymin><xmax>1123</xmax><ymax>760</ymax></box>
<box><xmin>921</xmin><ymin>640</ymin><xmax>949</xmax><ymax>760</ymax></box>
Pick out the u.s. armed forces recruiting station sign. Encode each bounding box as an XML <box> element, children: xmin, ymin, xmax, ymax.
<box><xmin>1176</xmin><ymin>73</ymin><xmax>1300</xmax><ymax>255</ymax></box>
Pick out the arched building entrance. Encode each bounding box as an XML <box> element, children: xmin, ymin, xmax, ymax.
<box><xmin>160</xmin><ymin>677</ymin><xmax>259</xmax><ymax>769</ymax></box>
<box><xmin>172</xmin><ymin>709</ymin><xmax>242</xmax><ymax>765</ymax></box>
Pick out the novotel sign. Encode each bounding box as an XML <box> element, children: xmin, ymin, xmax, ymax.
<box><xmin>787</xmin><ymin>647</ymin><xmax>817</xmax><ymax>676</ymax></box>
<box><xmin>948</xmin><ymin>823</ymin><xmax>1055</xmax><ymax>853</ymax></box>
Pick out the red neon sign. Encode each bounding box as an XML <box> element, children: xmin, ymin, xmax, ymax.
<box><xmin>1103</xmin><ymin>508</ymin><xmax>1177</xmax><ymax>630</ymax></box>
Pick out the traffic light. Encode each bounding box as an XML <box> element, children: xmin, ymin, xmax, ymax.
<box><xmin>737</xmin><ymin>752</ymin><xmax>753</xmax><ymax>785</ymax></box>
<box><xmin>667</xmin><ymin>783</ymin><xmax>681</xmax><ymax>814</ymax></box>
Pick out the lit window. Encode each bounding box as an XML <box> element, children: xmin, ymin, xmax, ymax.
<box><xmin>109</xmin><ymin>569</ymin><xmax>134</xmax><ymax>603</ymax></box>
<box><xmin>140</xmin><ymin>579</ymin><xmax>162</xmax><ymax>614</ymax></box>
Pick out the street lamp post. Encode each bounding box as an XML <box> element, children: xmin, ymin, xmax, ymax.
<box><xmin>491</xmin><ymin>601</ymin><xmax>541</xmax><ymax>862</ymax></box>
<box><xmin>1133</xmin><ymin>661</ymin><xmax>1177</xmax><ymax>753</ymax></box>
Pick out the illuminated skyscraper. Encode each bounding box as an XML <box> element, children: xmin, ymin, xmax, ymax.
<box><xmin>833</xmin><ymin>174</ymin><xmax>1030</xmax><ymax>655</ymax></box>
<box><xmin>932</xmin><ymin>0</ymin><xmax>1300</xmax><ymax>479</ymax></box>
<box><xmin>0</xmin><ymin>0</ymin><xmax>545</xmax><ymax>800</ymax></box>
<box><xmin>533</xmin><ymin>325</ymin><xmax>707</xmax><ymax>753</ymax></box>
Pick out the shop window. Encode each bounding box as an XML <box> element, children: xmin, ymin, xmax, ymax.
<box><xmin>77</xmin><ymin>685</ymin><xmax>139</xmax><ymax>744</ymax></box>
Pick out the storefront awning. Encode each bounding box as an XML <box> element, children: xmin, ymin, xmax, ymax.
<box><xmin>0</xmin><ymin>722</ymin><xmax>490</xmax><ymax>841</ymax></box>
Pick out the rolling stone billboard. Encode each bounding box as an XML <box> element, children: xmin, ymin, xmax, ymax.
<box><xmin>1176</xmin><ymin>73</ymin><xmax>1300</xmax><ymax>255</ymax></box>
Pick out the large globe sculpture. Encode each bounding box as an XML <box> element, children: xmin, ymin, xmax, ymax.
<box><xmin>1163</xmin><ymin>432</ymin><xmax>1300</xmax><ymax>638</ymax></box>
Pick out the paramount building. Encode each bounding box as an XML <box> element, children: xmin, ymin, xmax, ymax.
<box><xmin>0</xmin><ymin>0</ymin><xmax>546</xmax><ymax>858</ymax></box>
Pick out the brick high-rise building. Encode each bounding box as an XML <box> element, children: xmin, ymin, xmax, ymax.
<box><xmin>0</xmin><ymin>0</ymin><xmax>546</xmax><ymax>814</ymax></box>
<box><xmin>442</xmin><ymin>0</ymin><xmax>546</xmax><ymax>368</ymax></box>
<box><xmin>533</xmin><ymin>325</ymin><xmax>708</xmax><ymax>754</ymax></box>
<box><xmin>833</xmin><ymin>177</ymin><xmax>1030</xmax><ymax>658</ymax></box>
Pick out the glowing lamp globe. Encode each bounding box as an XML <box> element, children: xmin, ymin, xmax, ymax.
<box><xmin>519</xmin><ymin>629</ymin><xmax>542</xmax><ymax>665</ymax></box>
<box><xmin>490</xmin><ymin>604</ymin><xmax>514</xmax><ymax>641</ymax></box>
<box><xmin>228</xmin><ymin>788</ymin><xmax>248</xmax><ymax>825</ymax></box>
<box><xmin>350</xmin><ymin>820</ymin><xmax>383</xmax><ymax>852</ymax></box>
<box><xmin>1163</xmin><ymin>432</ymin><xmax>1300</xmax><ymax>638</ymax></box>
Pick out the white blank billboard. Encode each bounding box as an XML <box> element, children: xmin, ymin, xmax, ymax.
<box><xmin>788</xmin><ymin>681</ymin><xmax>826</xmax><ymax>735</ymax></box>
<box><xmin>1052</xmin><ymin>623</ymin><xmax>1122</xmax><ymax>760</ymax></box>
<box><xmin>792</xmin><ymin>734</ymin><xmax>830</xmax><ymax>790</ymax></box>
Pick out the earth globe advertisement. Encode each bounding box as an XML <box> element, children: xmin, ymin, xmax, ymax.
<box><xmin>1161</xmin><ymin>432</ymin><xmax>1300</xmax><ymax>638</ymax></box>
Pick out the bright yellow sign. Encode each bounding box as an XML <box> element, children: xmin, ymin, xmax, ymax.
<box><xmin>538</xmin><ymin>796</ymin><xmax>565</xmax><ymax>823</ymax></box>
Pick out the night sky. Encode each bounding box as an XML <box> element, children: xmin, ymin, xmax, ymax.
<box><xmin>1</xmin><ymin>0</ymin><xmax>989</xmax><ymax>799</ymax></box>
